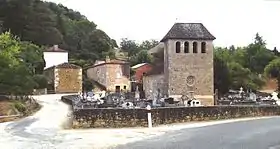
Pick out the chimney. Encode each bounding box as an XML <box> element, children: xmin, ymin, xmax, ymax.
<box><xmin>105</xmin><ymin>56</ymin><xmax>110</xmax><ymax>62</ymax></box>
<box><xmin>53</xmin><ymin>45</ymin><xmax>58</xmax><ymax>51</ymax></box>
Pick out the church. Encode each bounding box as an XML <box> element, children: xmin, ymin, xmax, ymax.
<box><xmin>142</xmin><ymin>23</ymin><xmax>216</xmax><ymax>106</ymax></box>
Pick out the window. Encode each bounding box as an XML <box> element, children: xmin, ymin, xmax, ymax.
<box><xmin>201</xmin><ymin>42</ymin><xmax>206</xmax><ymax>53</ymax></box>
<box><xmin>175</xmin><ymin>41</ymin><xmax>181</xmax><ymax>53</ymax></box>
<box><xmin>184</xmin><ymin>42</ymin><xmax>189</xmax><ymax>53</ymax></box>
<box><xmin>193</xmin><ymin>42</ymin><xmax>198</xmax><ymax>53</ymax></box>
<box><xmin>124</xmin><ymin>85</ymin><xmax>127</xmax><ymax>90</ymax></box>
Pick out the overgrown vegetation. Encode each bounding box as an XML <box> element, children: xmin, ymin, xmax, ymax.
<box><xmin>214</xmin><ymin>33</ymin><xmax>279</xmax><ymax>94</ymax></box>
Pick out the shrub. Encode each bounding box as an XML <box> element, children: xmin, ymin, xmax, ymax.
<box><xmin>13</xmin><ymin>102</ymin><xmax>26</xmax><ymax>113</ymax></box>
<box><xmin>33</xmin><ymin>74</ymin><xmax>48</xmax><ymax>89</ymax></box>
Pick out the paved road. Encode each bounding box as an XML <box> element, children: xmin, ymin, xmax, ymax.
<box><xmin>115</xmin><ymin>117</ymin><xmax>280</xmax><ymax>149</ymax></box>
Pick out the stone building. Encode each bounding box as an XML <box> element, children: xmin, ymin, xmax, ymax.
<box><xmin>143</xmin><ymin>23</ymin><xmax>216</xmax><ymax>106</ymax></box>
<box><xmin>86</xmin><ymin>56</ymin><xmax>130</xmax><ymax>92</ymax></box>
<box><xmin>43</xmin><ymin>63</ymin><xmax>82</xmax><ymax>93</ymax></box>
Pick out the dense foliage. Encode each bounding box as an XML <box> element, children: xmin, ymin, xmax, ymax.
<box><xmin>214</xmin><ymin>33</ymin><xmax>278</xmax><ymax>94</ymax></box>
<box><xmin>0</xmin><ymin>0</ymin><xmax>117</xmax><ymax>68</ymax></box>
<box><xmin>0</xmin><ymin>32</ymin><xmax>46</xmax><ymax>95</ymax></box>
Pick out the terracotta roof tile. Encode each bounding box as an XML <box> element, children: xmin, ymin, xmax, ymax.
<box><xmin>55</xmin><ymin>63</ymin><xmax>81</xmax><ymax>69</ymax></box>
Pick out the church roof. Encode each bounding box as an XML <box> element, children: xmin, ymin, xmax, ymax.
<box><xmin>160</xmin><ymin>23</ymin><xmax>216</xmax><ymax>42</ymax></box>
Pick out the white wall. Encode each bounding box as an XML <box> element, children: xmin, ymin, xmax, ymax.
<box><xmin>44</xmin><ymin>52</ymin><xmax>68</xmax><ymax>69</ymax></box>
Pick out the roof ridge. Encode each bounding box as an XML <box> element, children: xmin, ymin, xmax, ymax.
<box><xmin>160</xmin><ymin>23</ymin><xmax>216</xmax><ymax>42</ymax></box>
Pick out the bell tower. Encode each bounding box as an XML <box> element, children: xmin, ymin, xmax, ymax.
<box><xmin>161</xmin><ymin>23</ymin><xmax>216</xmax><ymax>106</ymax></box>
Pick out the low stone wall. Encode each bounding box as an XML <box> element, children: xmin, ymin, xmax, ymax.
<box><xmin>61</xmin><ymin>95</ymin><xmax>74</xmax><ymax>106</ymax></box>
<box><xmin>61</xmin><ymin>95</ymin><xmax>280</xmax><ymax>128</ymax></box>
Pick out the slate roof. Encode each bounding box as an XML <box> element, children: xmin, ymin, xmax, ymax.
<box><xmin>160</xmin><ymin>23</ymin><xmax>216</xmax><ymax>42</ymax></box>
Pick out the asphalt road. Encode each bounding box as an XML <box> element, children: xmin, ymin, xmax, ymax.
<box><xmin>115</xmin><ymin>117</ymin><xmax>280</xmax><ymax>149</ymax></box>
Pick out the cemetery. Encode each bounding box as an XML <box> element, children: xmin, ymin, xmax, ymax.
<box><xmin>61</xmin><ymin>86</ymin><xmax>280</xmax><ymax>128</ymax></box>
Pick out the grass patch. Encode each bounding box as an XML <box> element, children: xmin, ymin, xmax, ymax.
<box><xmin>0</xmin><ymin>97</ymin><xmax>41</xmax><ymax>123</ymax></box>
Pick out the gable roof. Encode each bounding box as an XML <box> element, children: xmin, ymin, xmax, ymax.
<box><xmin>85</xmin><ymin>59</ymin><xmax>129</xmax><ymax>69</ymax></box>
<box><xmin>160</xmin><ymin>23</ymin><xmax>216</xmax><ymax>42</ymax></box>
<box><xmin>131</xmin><ymin>63</ymin><xmax>150</xmax><ymax>69</ymax></box>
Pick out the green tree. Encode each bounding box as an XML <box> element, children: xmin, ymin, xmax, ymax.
<box><xmin>33</xmin><ymin>74</ymin><xmax>48</xmax><ymax>89</ymax></box>
<box><xmin>0</xmin><ymin>32</ymin><xmax>44</xmax><ymax>95</ymax></box>
<box><xmin>130</xmin><ymin>50</ymin><xmax>152</xmax><ymax>66</ymax></box>
<box><xmin>139</xmin><ymin>40</ymin><xmax>159</xmax><ymax>51</ymax></box>
<box><xmin>19</xmin><ymin>41</ymin><xmax>45</xmax><ymax>74</ymax></box>
<box><xmin>264</xmin><ymin>58</ymin><xmax>280</xmax><ymax>91</ymax></box>
<box><xmin>242</xmin><ymin>33</ymin><xmax>275</xmax><ymax>74</ymax></box>
<box><xmin>120</xmin><ymin>38</ymin><xmax>139</xmax><ymax>57</ymax></box>
<box><xmin>214</xmin><ymin>55</ymin><xmax>230</xmax><ymax>95</ymax></box>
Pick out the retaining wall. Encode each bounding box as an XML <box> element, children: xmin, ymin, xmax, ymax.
<box><xmin>61</xmin><ymin>95</ymin><xmax>280</xmax><ymax>128</ymax></box>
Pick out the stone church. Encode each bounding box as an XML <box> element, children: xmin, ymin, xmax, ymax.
<box><xmin>142</xmin><ymin>23</ymin><xmax>216</xmax><ymax>106</ymax></box>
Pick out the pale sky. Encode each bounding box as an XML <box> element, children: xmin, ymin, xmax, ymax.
<box><xmin>47</xmin><ymin>0</ymin><xmax>280</xmax><ymax>49</ymax></box>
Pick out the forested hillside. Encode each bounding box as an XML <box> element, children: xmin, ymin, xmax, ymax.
<box><xmin>0</xmin><ymin>0</ymin><xmax>117</xmax><ymax>67</ymax></box>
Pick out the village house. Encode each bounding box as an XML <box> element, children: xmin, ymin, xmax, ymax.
<box><xmin>143</xmin><ymin>23</ymin><xmax>216</xmax><ymax>106</ymax></box>
<box><xmin>86</xmin><ymin>56</ymin><xmax>130</xmax><ymax>92</ymax></box>
<box><xmin>43</xmin><ymin>45</ymin><xmax>82</xmax><ymax>93</ymax></box>
<box><xmin>43</xmin><ymin>45</ymin><xmax>68</xmax><ymax>69</ymax></box>
<box><xmin>131</xmin><ymin>63</ymin><xmax>152</xmax><ymax>83</ymax></box>
<box><xmin>43</xmin><ymin>63</ymin><xmax>83</xmax><ymax>93</ymax></box>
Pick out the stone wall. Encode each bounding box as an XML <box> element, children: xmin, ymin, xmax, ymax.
<box><xmin>164</xmin><ymin>39</ymin><xmax>214</xmax><ymax>106</ymax></box>
<box><xmin>87</xmin><ymin>65</ymin><xmax>107</xmax><ymax>87</ymax></box>
<box><xmin>71</xmin><ymin>105</ymin><xmax>280</xmax><ymax>128</ymax></box>
<box><xmin>143</xmin><ymin>74</ymin><xmax>165</xmax><ymax>100</ymax></box>
<box><xmin>86</xmin><ymin>63</ymin><xmax>130</xmax><ymax>92</ymax></box>
<box><xmin>106</xmin><ymin>63</ymin><xmax>130</xmax><ymax>92</ymax></box>
<box><xmin>62</xmin><ymin>95</ymin><xmax>280</xmax><ymax>128</ymax></box>
<box><xmin>56</xmin><ymin>68</ymin><xmax>82</xmax><ymax>93</ymax></box>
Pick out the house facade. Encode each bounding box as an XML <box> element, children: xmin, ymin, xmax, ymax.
<box><xmin>143</xmin><ymin>23</ymin><xmax>216</xmax><ymax>106</ymax></box>
<box><xmin>131</xmin><ymin>63</ymin><xmax>152</xmax><ymax>83</ymax></box>
<box><xmin>43</xmin><ymin>45</ymin><xmax>68</xmax><ymax>69</ymax></box>
<box><xmin>44</xmin><ymin>63</ymin><xmax>82</xmax><ymax>93</ymax></box>
<box><xmin>86</xmin><ymin>56</ymin><xmax>130</xmax><ymax>92</ymax></box>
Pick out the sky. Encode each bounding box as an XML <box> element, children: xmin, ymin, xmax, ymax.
<box><xmin>47</xmin><ymin>0</ymin><xmax>280</xmax><ymax>49</ymax></box>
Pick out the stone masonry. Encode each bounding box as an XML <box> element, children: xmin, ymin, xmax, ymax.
<box><xmin>144</xmin><ymin>23</ymin><xmax>216</xmax><ymax>106</ymax></box>
<box><xmin>86</xmin><ymin>57</ymin><xmax>130</xmax><ymax>92</ymax></box>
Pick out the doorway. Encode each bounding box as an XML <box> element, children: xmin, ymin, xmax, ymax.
<box><xmin>115</xmin><ymin>86</ymin><xmax>121</xmax><ymax>93</ymax></box>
